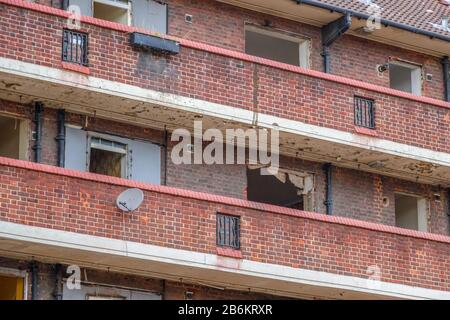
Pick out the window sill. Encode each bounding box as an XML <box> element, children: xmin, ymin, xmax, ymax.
<box><xmin>354</xmin><ymin>126</ymin><xmax>378</xmax><ymax>137</ymax></box>
<box><xmin>216</xmin><ymin>247</ymin><xmax>243</xmax><ymax>259</ymax></box>
<box><xmin>61</xmin><ymin>62</ymin><xmax>90</xmax><ymax>75</ymax></box>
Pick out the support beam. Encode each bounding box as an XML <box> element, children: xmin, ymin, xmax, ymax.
<box><xmin>320</xmin><ymin>14</ymin><xmax>352</xmax><ymax>73</ymax></box>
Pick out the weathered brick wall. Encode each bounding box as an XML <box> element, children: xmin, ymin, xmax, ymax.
<box><xmin>0</xmin><ymin>161</ymin><xmax>449</xmax><ymax>291</ymax></box>
<box><xmin>0</xmin><ymin>4</ymin><xmax>447</xmax><ymax>154</ymax></box>
<box><xmin>0</xmin><ymin>257</ymin><xmax>283</xmax><ymax>299</ymax></box>
<box><xmin>39</xmin><ymin>0</ymin><xmax>446</xmax><ymax>100</ymax></box>
<box><xmin>0</xmin><ymin>99</ymin><xmax>448</xmax><ymax>233</ymax></box>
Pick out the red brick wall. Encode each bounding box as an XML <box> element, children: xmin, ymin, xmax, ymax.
<box><xmin>0</xmin><ymin>4</ymin><xmax>447</xmax><ymax>154</ymax></box>
<box><xmin>0</xmin><ymin>99</ymin><xmax>447</xmax><ymax>233</ymax></box>
<box><xmin>40</xmin><ymin>0</ymin><xmax>445</xmax><ymax>100</ymax></box>
<box><xmin>0</xmin><ymin>161</ymin><xmax>449</xmax><ymax>291</ymax></box>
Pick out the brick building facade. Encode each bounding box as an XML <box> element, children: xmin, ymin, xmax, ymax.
<box><xmin>0</xmin><ymin>0</ymin><xmax>449</xmax><ymax>300</ymax></box>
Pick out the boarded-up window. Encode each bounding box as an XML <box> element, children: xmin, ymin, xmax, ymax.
<box><xmin>64</xmin><ymin>126</ymin><xmax>161</xmax><ymax>184</ymax></box>
<box><xmin>132</xmin><ymin>0</ymin><xmax>167</xmax><ymax>34</ymax></box>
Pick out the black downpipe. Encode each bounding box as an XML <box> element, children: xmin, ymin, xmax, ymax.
<box><xmin>30</xmin><ymin>261</ymin><xmax>38</xmax><ymax>300</ymax></box>
<box><xmin>323</xmin><ymin>163</ymin><xmax>333</xmax><ymax>215</ymax></box>
<box><xmin>55</xmin><ymin>109</ymin><xmax>66</xmax><ymax>167</ymax></box>
<box><xmin>163</xmin><ymin>127</ymin><xmax>168</xmax><ymax>185</ymax></box>
<box><xmin>53</xmin><ymin>264</ymin><xmax>63</xmax><ymax>300</ymax></box>
<box><xmin>32</xmin><ymin>102</ymin><xmax>44</xmax><ymax>163</ymax></box>
<box><xmin>294</xmin><ymin>0</ymin><xmax>450</xmax><ymax>43</ymax></box>
<box><xmin>447</xmin><ymin>189</ymin><xmax>450</xmax><ymax>217</ymax></box>
<box><xmin>322</xmin><ymin>46</ymin><xmax>330</xmax><ymax>74</ymax></box>
<box><xmin>321</xmin><ymin>14</ymin><xmax>351</xmax><ymax>73</ymax></box>
<box><xmin>442</xmin><ymin>57</ymin><xmax>450</xmax><ymax>102</ymax></box>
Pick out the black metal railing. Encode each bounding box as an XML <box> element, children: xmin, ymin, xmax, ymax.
<box><xmin>62</xmin><ymin>29</ymin><xmax>88</xmax><ymax>66</ymax></box>
<box><xmin>216</xmin><ymin>213</ymin><xmax>240</xmax><ymax>249</ymax></box>
<box><xmin>354</xmin><ymin>96</ymin><xmax>375</xmax><ymax>129</ymax></box>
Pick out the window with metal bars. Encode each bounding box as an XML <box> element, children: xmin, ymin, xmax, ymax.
<box><xmin>216</xmin><ymin>213</ymin><xmax>240</xmax><ymax>249</ymax></box>
<box><xmin>62</xmin><ymin>29</ymin><xmax>88</xmax><ymax>66</ymax></box>
<box><xmin>354</xmin><ymin>96</ymin><xmax>375</xmax><ymax>129</ymax></box>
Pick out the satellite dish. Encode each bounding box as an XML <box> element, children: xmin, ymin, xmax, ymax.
<box><xmin>116</xmin><ymin>188</ymin><xmax>144</xmax><ymax>212</ymax></box>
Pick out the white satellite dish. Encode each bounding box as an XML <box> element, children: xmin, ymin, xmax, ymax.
<box><xmin>116</xmin><ymin>188</ymin><xmax>144</xmax><ymax>212</ymax></box>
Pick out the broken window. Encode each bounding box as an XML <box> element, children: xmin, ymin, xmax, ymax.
<box><xmin>88</xmin><ymin>137</ymin><xmax>127</xmax><ymax>178</ymax></box>
<box><xmin>0</xmin><ymin>115</ymin><xmax>28</xmax><ymax>160</ymax></box>
<box><xmin>245</xmin><ymin>25</ymin><xmax>310</xmax><ymax>68</ymax></box>
<box><xmin>247</xmin><ymin>167</ymin><xmax>314</xmax><ymax>210</ymax></box>
<box><xmin>65</xmin><ymin>0</ymin><xmax>167</xmax><ymax>34</ymax></box>
<box><xmin>394</xmin><ymin>193</ymin><xmax>428</xmax><ymax>232</ymax></box>
<box><xmin>65</xmin><ymin>126</ymin><xmax>161</xmax><ymax>184</ymax></box>
<box><xmin>93</xmin><ymin>0</ymin><xmax>130</xmax><ymax>25</ymax></box>
<box><xmin>389</xmin><ymin>62</ymin><xmax>422</xmax><ymax>95</ymax></box>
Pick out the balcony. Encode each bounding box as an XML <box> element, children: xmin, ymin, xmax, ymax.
<box><xmin>0</xmin><ymin>157</ymin><xmax>449</xmax><ymax>299</ymax></box>
<box><xmin>0</xmin><ymin>1</ymin><xmax>448</xmax><ymax>188</ymax></box>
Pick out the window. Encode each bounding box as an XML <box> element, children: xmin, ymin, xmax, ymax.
<box><xmin>0</xmin><ymin>115</ymin><xmax>28</xmax><ymax>160</ymax></box>
<box><xmin>65</xmin><ymin>126</ymin><xmax>162</xmax><ymax>184</ymax></box>
<box><xmin>354</xmin><ymin>96</ymin><xmax>375</xmax><ymax>129</ymax></box>
<box><xmin>389</xmin><ymin>62</ymin><xmax>422</xmax><ymax>95</ymax></box>
<box><xmin>246</xmin><ymin>168</ymin><xmax>314</xmax><ymax>210</ymax></box>
<box><xmin>93</xmin><ymin>0</ymin><xmax>130</xmax><ymax>25</ymax></box>
<box><xmin>245</xmin><ymin>25</ymin><xmax>310</xmax><ymax>68</ymax></box>
<box><xmin>395</xmin><ymin>193</ymin><xmax>428</xmax><ymax>232</ymax></box>
<box><xmin>88</xmin><ymin>136</ymin><xmax>128</xmax><ymax>178</ymax></box>
<box><xmin>216</xmin><ymin>213</ymin><xmax>240</xmax><ymax>249</ymax></box>
<box><xmin>62</xmin><ymin>283</ymin><xmax>161</xmax><ymax>300</ymax></box>
<box><xmin>62</xmin><ymin>29</ymin><xmax>88</xmax><ymax>66</ymax></box>
<box><xmin>65</xmin><ymin>0</ymin><xmax>167</xmax><ymax>34</ymax></box>
<box><xmin>0</xmin><ymin>268</ymin><xmax>26</xmax><ymax>300</ymax></box>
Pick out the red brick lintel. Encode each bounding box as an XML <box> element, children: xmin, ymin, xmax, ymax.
<box><xmin>1</xmin><ymin>0</ymin><xmax>449</xmax><ymax>110</ymax></box>
<box><xmin>1</xmin><ymin>156</ymin><xmax>450</xmax><ymax>245</ymax></box>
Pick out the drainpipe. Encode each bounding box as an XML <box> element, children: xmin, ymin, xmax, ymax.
<box><xmin>53</xmin><ymin>264</ymin><xmax>63</xmax><ymax>300</ymax></box>
<box><xmin>323</xmin><ymin>163</ymin><xmax>333</xmax><ymax>215</ymax></box>
<box><xmin>447</xmin><ymin>189</ymin><xmax>450</xmax><ymax>216</ymax></box>
<box><xmin>30</xmin><ymin>261</ymin><xmax>38</xmax><ymax>300</ymax></box>
<box><xmin>163</xmin><ymin>127</ymin><xmax>168</xmax><ymax>185</ymax></box>
<box><xmin>320</xmin><ymin>14</ymin><xmax>352</xmax><ymax>73</ymax></box>
<box><xmin>55</xmin><ymin>109</ymin><xmax>66</xmax><ymax>167</ymax></box>
<box><xmin>442</xmin><ymin>57</ymin><xmax>450</xmax><ymax>102</ymax></box>
<box><xmin>293</xmin><ymin>0</ymin><xmax>450</xmax><ymax>43</ymax></box>
<box><xmin>32</xmin><ymin>102</ymin><xmax>44</xmax><ymax>163</ymax></box>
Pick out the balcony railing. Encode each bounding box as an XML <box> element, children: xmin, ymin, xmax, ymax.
<box><xmin>216</xmin><ymin>213</ymin><xmax>240</xmax><ymax>249</ymax></box>
<box><xmin>0</xmin><ymin>158</ymin><xmax>449</xmax><ymax>292</ymax></box>
<box><xmin>0</xmin><ymin>2</ymin><xmax>449</xmax><ymax>155</ymax></box>
<box><xmin>354</xmin><ymin>96</ymin><xmax>375</xmax><ymax>129</ymax></box>
<box><xmin>62</xmin><ymin>29</ymin><xmax>88</xmax><ymax>66</ymax></box>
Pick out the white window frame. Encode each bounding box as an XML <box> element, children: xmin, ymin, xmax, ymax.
<box><xmin>389</xmin><ymin>60</ymin><xmax>423</xmax><ymax>96</ymax></box>
<box><xmin>93</xmin><ymin>0</ymin><xmax>132</xmax><ymax>26</ymax></box>
<box><xmin>245</xmin><ymin>24</ymin><xmax>311</xmax><ymax>69</ymax></box>
<box><xmin>394</xmin><ymin>192</ymin><xmax>429</xmax><ymax>232</ymax></box>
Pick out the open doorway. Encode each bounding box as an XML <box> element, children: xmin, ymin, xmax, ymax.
<box><xmin>0</xmin><ymin>115</ymin><xmax>28</xmax><ymax>160</ymax></box>
<box><xmin>247</xmin><ymin>168</ymin><xmax>314</xmax><ymax>210</ymax></box>
<box><xmin>394</xmin><ymin>193</ymin><xmax>428</xmax><ymax>232</ymax></box>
